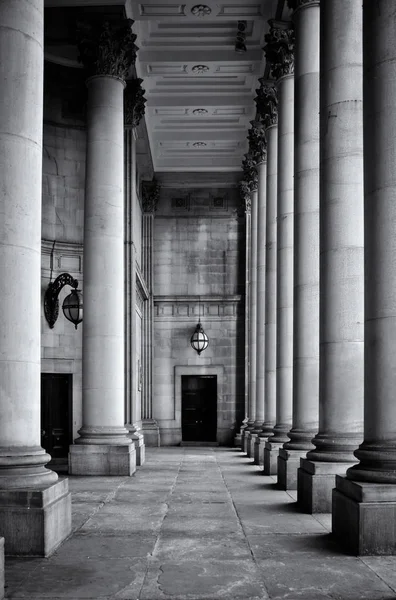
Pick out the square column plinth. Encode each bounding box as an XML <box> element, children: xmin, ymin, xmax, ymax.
<box><xmin>127</xmin><ymin>429</ymin><xmax>145</xmax><ymax>467</ymax></box>
<box><xmin>298</xmin><ymin>458</ymin><xmax>356</xmax><ymax>513</ymax></box>
<box><xmin>254</xmin><ymin>437</ymin><xmax>267</xmax><ymax>466</ymax></box>
<box><xmin>248</xmin><ymin>434</ymin><xmax>258</xmax><ymax>458</ymax></box>
<box><xmin>333</xmin><ymin>476</ymin><xmax>396</xmax><ymax>555</ymax></box>
<box><xmin>244</xmin><ymin>432</ymin><xmax>252</xmax><ymax>456</ymax></box>
<box><xmin>69</xmin><ymin>444</ymin><xmax>136</xmax><ymax>476</ymax></box>
<box><xmin>242</xmin><ymin>431</ymin><xmax>250</xmax><ymax>454</ymax></box>
<box><xmin>264</xmin><ymin>441</ymin><xmax>283</xmax><ymax>475</ymax></box>
<box><xmin>278</xmin><ymin>448</ymin><xmax>308</xmax><ymax>490</ymax></box>
<box><xmin>0</xmin><ymin>479</ymin><xmax>71</xmax><ymax>556</ymax></box>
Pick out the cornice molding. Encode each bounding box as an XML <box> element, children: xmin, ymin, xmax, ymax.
<box><xmin>76</xmin><ymin>18</ymin><xmax>137</xmax><ymax>80</ymax></box>
<box><xmin>255</xmin><ymin>78</ymin><xmax>278</xmax><ymax>129</ymax></box>
<box><xmin>263</xmin><ymin>20</ymin><xmax>295</xmax><ymax>81</ymax></box>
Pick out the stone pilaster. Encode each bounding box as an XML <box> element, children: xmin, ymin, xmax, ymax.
<box><xmin>278</xmin><ymin>0</ymin><xmax>320</xmax><ymax>491</ymax></box>
<box><xmin>141</xmin><ymin>179</ymin><xmax>160</xmax><ymax>447</ymax></box>
<box><xmin>69</xmin><ymin>18</ymin><xmax>138</xmax><ymax>475</ymax></box>
<box><xmin>124</xmin><ymin>79</ymin><xmax>148</xmax><ymax>465</ymax></box>
<box><xmin>333</xmin><ymin>0</ymin><xmax>396</xmax><ymax>554</ymax></box>
<box><xmin>0</xmin><ymin>0</ymin><xmax>71</xmax><ymax>555</ymax></box>
<box><xmin>263</xmin><ymin>22</ymin><xmax>295</xmax><ymax>475</ymax></box>
<box><xmin>298</xmin><ymin>0</ymin><xmax>364</xmax><ymax>513</ymax></box>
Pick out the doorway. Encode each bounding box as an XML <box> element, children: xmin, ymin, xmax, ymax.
<box><xmin>41</xmin><ymin>373</ymin><xmax>73</xmax><ymax>468</ymax></box>
<box><xmin>181</xmin><ymin>375</ymin><xmax>217</xmax><ymax>442</ymax></box>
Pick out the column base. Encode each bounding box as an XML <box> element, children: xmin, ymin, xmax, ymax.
<box><xmin>248</xmin><ymin>433</ymin><xmax>258</xmax><ymax>458</ymax></box>
<box><xmin>127</xmin><ymin>424</ymin><xmax>145</xmax><ymax>466</ymax></box>
<box><xmin>278</xmin><ymin>448</ymin><xmax>308</xmax><ymax>490</ymax></box>
<box><xmin>254</xmin><ymin>436</ymin><xmax>268</xmax><ymax>466</ymax></box>
<box><xmin>69</xmin><ymin>443</ymin><xmax>136</xmax><ymax>476</ymax></box>
<box><xmin>141</xmin><ymin>419</ymin><xmax>160</xmax><ymax>447</ymax></box>
<box><xmin>298</xmin><ymin>458</ymin><xmax>356</xmax><ymax>513</ymax></box>
<box><xmin>244</xmin><ymin>431</ymin><xmax>252</xmax><ymax>456</ymax></box>
<box><xmin>264</xmin><ymin>440</ymin><xmax>283</xmax><ymax>475</ymax></box>
<box><xmin>0</xmin><ymin>478</ymin><xmax>71</xmax><ymax>556</ymax></box>
<box><xmin>333</xmin><ymin>476</ymin><xmax>396</xmax><ymax>555</ymax></box>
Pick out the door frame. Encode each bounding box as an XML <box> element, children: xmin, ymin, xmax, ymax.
<box><xmin>41</xmin><ymin>373</ymin><xmax>73</xmax><ymax>462</ymax></box>
<box><xmin>175</xmin><ymin>365</ymin><xmax>224</xmax><ymax>443</ymax></box>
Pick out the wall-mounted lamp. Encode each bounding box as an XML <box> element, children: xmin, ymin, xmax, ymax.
<box><xmin>44</xmin><ymin>273</ymin><xmax>83</xmax><ymax>330</ymax></box>
<box><xmin>190</xmin><ymin>298</ymin><xmax>209</xmax><ymax>355</ymax></box>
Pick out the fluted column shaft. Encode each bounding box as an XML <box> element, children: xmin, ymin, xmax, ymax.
<box><xmin>263</xmin><ymin>124</ymin><xmax>278</xmax><ymax>435</ymax></box>
<box><xmin>255</xmin><ymin>160</ymin><xmax>267</xmax><ymax>427</ymax></box>
<box><xmin>272</xmin><ymin>73</ymin><xmax>294</xmax><ymax>444</ymax></box>
<box><xmin>0</xmin><ymin>0</ymin><xmax>57</xmax><ymax>489</ymax></box>
<box><xmin>298</xmin><ymin>0</ymin><xmax>363</xmax><ymax>513</ymax></box>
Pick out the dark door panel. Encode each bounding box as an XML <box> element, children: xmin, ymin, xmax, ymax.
<box><xmin>182</xmin><ymin>375</ymin><xmax>217</xmax><ymax>442</ymax></box>
<box><xmin>41</xmin><ymin>374</ymin><xmax>72</xmax><ymax>463</ymax></box>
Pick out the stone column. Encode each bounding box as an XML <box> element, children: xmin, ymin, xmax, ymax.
<box><xmin>254</xmin><ymin>81</ymin><xmax>279</xmax><ymax>467</ymax></box>
<box><xmin>0</xmin><ymin>0</ymin><xmax>71</xmax><ymax>555</ymax></box>
<box><xmin>141</xmin><ymin>179</ymin><xmax>161</xmax><ymax>447</ymax></box>
<box><xmin>278</xmin><ymin>0</ymin><xmax>320</xmax><ymax>490</ymax></box>
<box><xmin>333</xmin><ymin>0</ymin><xmax>396</xmax><ymax>555</ymax></box>
<box><xmin>298</xmin><ymin>0</ymin><xmax>364</xmax><ymax>513</ymax></box>
<box><xmin>124</xmin><ymin>79</ymin><xmax>147</xmax><ymax>465</ymax></box>
<box><xmin>263</xmin><ymin>23</ymin><xmax>295</xmax><ymax>475</ymax></box>
<box><xmin>246</xmin><ymin>184</ymin><xmax>258</xmax><ymax>458</ymax></box>
<box><xmin>240</xmin><ymin>195</ymin><xmax>251</xmax><ymax>452</ymax></box>
<box><xmin>69</xmin><ymin>19</ymin><xmax>137</xmax><ymax>475</ymax></box>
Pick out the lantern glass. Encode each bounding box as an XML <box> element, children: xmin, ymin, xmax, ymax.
<box><xmin>62</xmin><ymin>289</ymin><xmax>83</xmax><ymax>329</ymax></box>
<box><xmin>190</xmin><ymin>323</ymin><xmax>209</xmax><ymax>355</ymax></box>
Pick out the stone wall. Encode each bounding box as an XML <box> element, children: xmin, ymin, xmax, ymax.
<box><xmin>153</xmin><ymin>186</ymin><xmax>246</xmax><ymax>445</ymax></box>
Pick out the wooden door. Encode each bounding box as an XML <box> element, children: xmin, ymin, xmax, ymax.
<box><xmin>41</xmin><ymin>374</ymin><xmax>72</xmax><ymax>464</ymax></box>
<box><xmin>182</xmin><ymin>375</ymin><xmax>217</xmax><ymax>442</ymax></box>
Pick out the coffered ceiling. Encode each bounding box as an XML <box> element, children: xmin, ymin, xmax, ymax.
<box><xmin>44</xmin><ymin>0</ymin><xmax>288</xmax><ymax>176</ymax></box>
<box><xmin>129</xmin><ymin>1</ymin><xmax>279</xmax><ymax>172</ymax></box>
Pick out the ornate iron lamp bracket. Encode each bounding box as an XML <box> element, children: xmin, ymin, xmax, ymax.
<box><xmin>44</xmin><ymin>273</ymin><xmax>79</xmax><ymax>329</ymax></box>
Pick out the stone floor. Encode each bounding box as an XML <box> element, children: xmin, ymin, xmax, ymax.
<box><xmin>5</xmin><ymin>447</ymin><xmax>396</xmax><ymax>600</ymax></box>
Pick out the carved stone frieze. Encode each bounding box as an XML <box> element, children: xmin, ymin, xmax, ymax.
<box><xmin>247</xmin><ymin>119</ymin><xmax>267</xmax><ymax>164</ymax></box>
<box><xmin>142</xmin><ymin>178</ymin><xmax>161</xmax><ymax>212</ymax></box>
<box><xmin>255</xmin><ymin>78</ymin><xmax>278</xmax><ymax>129</ymax></box>
<box><xmin>263</xmin><ymin>21</ymin><xmax>295</xmax><ymax>80</ymax></box>
<box><xmin>76</xmin><ymin>18</ymin><xmax>138</xmax><ymax>80</ymax></box>
<box><xmin>124</xmin><ymin>78</ymin><xmax>147</xmax><ymax>128</ymax></box>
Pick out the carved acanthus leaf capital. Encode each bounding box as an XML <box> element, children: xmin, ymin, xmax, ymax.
<box><xmin>255</xmin><ymin>79</ymin><xmax>278</xmax><ymax>129</ymax></box>
<box><xmin>77</xmin><ymin>19</ymin><xmax>138</xmax><ymax>80</ymax></box>
<box><xmin>263</xmin><ymin>21</ymin><xmax>295</xmax><ymax>80</ymax></box>
<box><xmin>247</xmin><ymin>120</ymin><xmax>267</xmax><ymax>164</ymax></box>
<box><xmin>241</xmin><ymin>152</ymin><xmax>258</xmax><ymax>193</ymax></box>
<box><xmin>142</xmin><ymin>178</ymin><xmax>161</xmax><ymax>212</ymax></box>
<box><xmin>125</xmin><ymin>78</ymin><xmax>147</xmax><ymax>128</ymax></box>
<box><xmin>238</xmin><ymin>179</ymin><xmax>251</xmax><ymax>213</ymax></box>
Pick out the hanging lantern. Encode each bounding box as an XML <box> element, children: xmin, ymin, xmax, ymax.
<box><xmin>190</xmin><ymin>321</ymin><xmax>209</xmax><ymax>355</ymax></box>
<box><xmin>62</xmin><ymin>289</ymin><xmax>83</xmax><ymax>330</ymax></box>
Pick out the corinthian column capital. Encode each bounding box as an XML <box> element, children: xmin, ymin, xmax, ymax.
<box><xmin>247</xmin><ymin>119</ymin><xmax>267</xmax><ymax>164</ymax></box>
<box><xmin>77</xmin><ymin>18</ymin><xmax>138</xmax><ymax>80</ymax></box>
<box><xmin>125</xmin><ymin>78</ymin><xmax>147</xmax><ymax>128</ymax></box>
<box><xmin>263</xmin><ymin>20</ymin><xmax>295</xmax><ymax>80</ymax></box>
<box><xmin>255</xmin><ymin>79</ymin><xmax>278</xmax><ymax>129</ymax></box>
<box><xmin>142</xmin><ymin>178</ymin><xmax>161</xmax><ymax>213</ymax></box>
